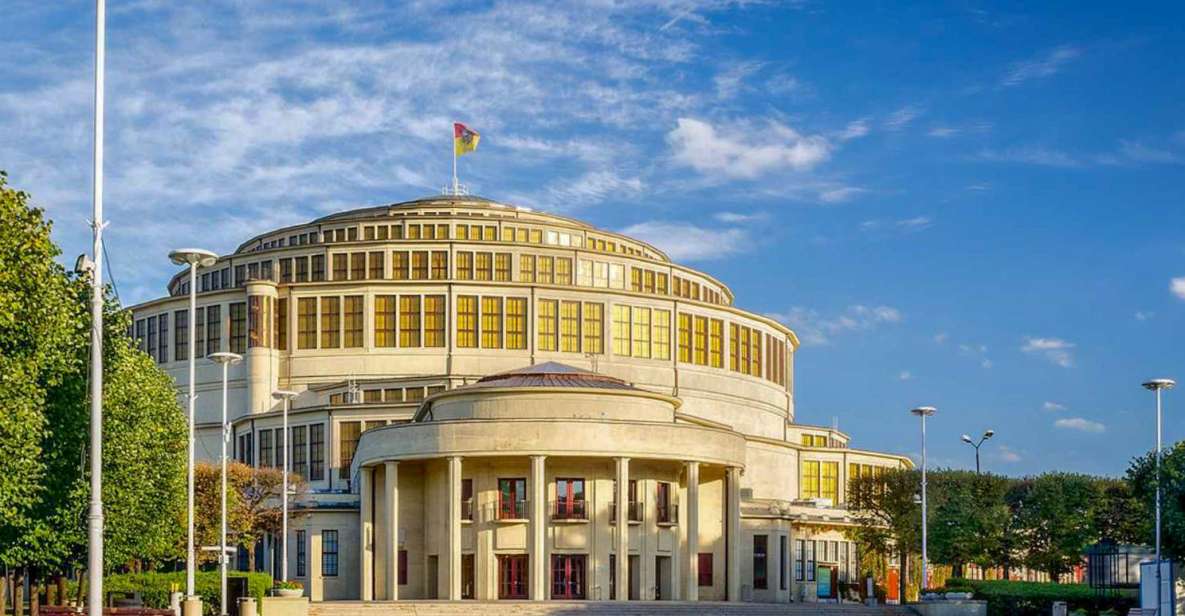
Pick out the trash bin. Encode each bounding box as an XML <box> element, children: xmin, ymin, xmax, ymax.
<box><xmin>227</xmin><ymin>577</ymin><xmax>250</xmax><ymax>616</ymax></box>
<box><xmin>237</xmin><ymin>597</ymin><xmax>257</xmax><ymax>616</ymax></box>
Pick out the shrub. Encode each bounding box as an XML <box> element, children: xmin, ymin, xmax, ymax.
<box><xmin>940</xmin><ymin>578</ymin><xmax>1136</xmax><ymax>616</ymax></box>
<box><xmin>73</xmin><ymin>571</ymin><xmax>273</xmax><ymax>616</ymax></box>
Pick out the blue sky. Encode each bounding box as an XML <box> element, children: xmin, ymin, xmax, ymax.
<box><xmin>2</xmin><ymin>1</ymin><xmax>1183</xmax><ymax>477</ymax></box>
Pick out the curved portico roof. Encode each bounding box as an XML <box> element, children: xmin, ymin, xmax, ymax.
<box><xmin>457</xmin><ymin>361</ymin><xmax>641</xmax><ymax>392</ymax></box>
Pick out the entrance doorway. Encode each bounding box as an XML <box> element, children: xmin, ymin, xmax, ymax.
<box><xmin>629</xmin><ymin>555</ymin><xmax>640</xmax><ymax>600</ymax></box>
<box><xmin>498</xmin><ymin>554</ymin><xmax>529</xmax><ymax>599</ymax></box>
<box><xmin>550</xmin><ymin>554</ymin><xmax>586</xmax><ymax>599</ymax></box>
<box><xmin>655</xmin><ymin>556</ymin><xmax>672</xmax><ymax>600</ymax></box>
<box><xmin>461</xmin><ymin>554</ymin><xmax>475</xmax><ymax>599</ymax></box>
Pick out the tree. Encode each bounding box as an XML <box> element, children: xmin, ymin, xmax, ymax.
<box><xmin>1127</xmin><ymin>441</ymin><xmax>1185</xmax><ymax>561</ymax></box>
<box><xmin>1092</xmin><ymin>477</ymin><xmax>1149</xmax><ymax>545</ymax></box>
<box><xmin>927</xmin><ymin>471</ymin><xmax>1012</xmax><ymax>577</ymax></box>
<box><xmin>1012</xmin><ymin>472</ymin><xmax>1098</xmax><ymax>580</ymax></box>
<box><xmin>848</xmin><ymin>468</ymin><xmax>921</xmax><ymax>598</ymax></box>
<box><xmin>193</xmin><ymin>463</ymin><xmax>308</xmax><ymax>569</ymax></box>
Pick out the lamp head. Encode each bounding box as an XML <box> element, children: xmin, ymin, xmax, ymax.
<box><xmin>984</xmin><ymin>429</ymin><xmax>995</xmax><ymax>439</ymax></box>
<box><xmin>208</xmin><ymin>351</ymin><xmax>242</xmax><ymax>365</ymax></box>
<box><xmin>910</xmin><ymin>406</ymin><xmax>937</xmax><ymax>417</ymax></box>
<box><xmin>74</xmin><ymin>254</ymin><xmax>95</xmax><ymax>275</ymax></box>
<box><xmin>169</xmin><ymin>248</ymin><xmax>218</xmax><ymax>268</ymax></box>
<box><xmin>961</xmin><ymin>434</ymin><xmax>973</xmax><ymax>444</ymax></box>
<box><xmin>272</xmin><ymin>390</ymin><xmax>299</xmax><ymax>400</ymax></box>
<box><xmin>1142</xmin><ymin>379</ymin><xmax>1176</xmax><ymax>391</ymax></box>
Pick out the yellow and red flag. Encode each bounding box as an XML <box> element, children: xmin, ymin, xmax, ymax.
<box><xmin>454</xmin><ymin>122</ymin><xmax>480</xmax><ymax>156</ymax></box>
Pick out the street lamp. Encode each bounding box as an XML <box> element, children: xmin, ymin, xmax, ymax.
<box><xmin>911</xmin><ymin>406</ymin><xmax>937</xmax><ymax>591</ymax></box>
<box><xmin>960</xmin><ymin>430</ymin><xmax>995</xmax><ymax>474</ymax></box>
<box><xmin>1142</xmin><ymin>378</ymin><xmax>1174</xmax><ymax>616</ymax></box>
<box><xmin>169</xmin><ymin>248</ymin><xmax>217</xmax><ymax>605</ymax></box>
<box><xmin>272</xmin><ymin>390</ymin><xmax>299</xmax><ymax>582</ymax></box>
<box><xmin>210</xmin><ymin>352</ymin><xmax>242</xmax><ymax>616</ymax></box>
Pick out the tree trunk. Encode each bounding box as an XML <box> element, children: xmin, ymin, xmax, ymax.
<box><xmin>74</xmin><ymin>571</ymin><xmax>85</xmax><ymax>608</ymax></box>
<box><xmin>1</xmin><ymin>571</ymin><xmax>9</xmax><ymax>616</ymax></box>
<box><xmin>899</xmin><ymin>548</ymin><xmax>908</xmax><ymax>604</ymax></box>
<box><xmin>14</xmin><ymin>569</ymin><xmax>25</xmax><ymax>616</ymax></box>
<box><xmin>29</xmin><ymin>573</ymin><xmax>39</xmax><ymax>616</ymax></box>
<box><xmin>55</xmin><ymin>577</ymin><xmax>66</xmax><ymax>607</ymax></box>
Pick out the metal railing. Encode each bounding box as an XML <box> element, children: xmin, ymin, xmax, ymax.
<box><xmin>609</xmin><ymin>501</ymin><xmax>644</xmax><ymax>523</ymax></box>
<box><xmin>552</xmin><ymin>499</ymin><xmax>588</xmax><ymax>520</ymax></box>
<box><xmin>656</xmin><ymin>502</ymin><xmax>679</xmax><ymax>524</ymax></box>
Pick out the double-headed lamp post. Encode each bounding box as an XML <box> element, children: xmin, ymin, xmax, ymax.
<box><xmin>960</xmin><ymin>430</ymin><xmax>995</xmax><ymax>474</ymax></box>
<box><xmin>911</xmin><ymin>406</ymin><xmax>937</xmax><ymax>591</ymax></box>
<box><xmin>169</xmin><ymin>248</ymin><xmax>218</xmax><ymax>606</ymax></box>
<box><xmin>209</xmin><ymin>352</ymin><xmax>242</xmax><ymax>616</ymax></box>
<box><xmin>272</xmin><ymin>390</ymin><xmax>299</xmax><ymax>582</ymax></box>
<box><xmin>1142</xmin><ymin>378</ymin><xmax>1174</xmax><ymax>616</ymax></box>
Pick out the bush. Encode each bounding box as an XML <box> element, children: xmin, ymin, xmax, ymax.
<box><xmin>940</xmin><ymin>578</ymin><xmax>1136</xmax><ymax>616</ymax></box>
<box><xmin>74</xmin><ymin>571</ymin><xmax>273</xmax><ymax>616</ymax></box>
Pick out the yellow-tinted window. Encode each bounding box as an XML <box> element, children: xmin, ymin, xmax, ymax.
<box><xmin>475</xmin><ymin>252</ymin><xmax>492</xmax><ymax>281</ymax></box>
<box><xmin>502</xmin><ymin>227</ymin><xmax>514</xmax><ymax>242</ymax></box>
<box><xmin>677</xmin><ymin>313</ymin><xmax>692</xmax><ymax>363</ymax></box>
<box><xmin>506</xmin><ymin>298</ymin><xmax>527</xmax><ymax>350</ymax></box>
<box><xmin>375</xmin><ymin>295</ymin><xmax>397</xmax><ymax>348</ymax></box>
<box><xmin>519</xmin><ymin>254</ymin><xmax>535</xmax><ymax>283</ymax></box>
<box><xmin>399</xmin><ymin>295</ymin><xmax>420</xmax><ymax>347</ymax></box>
<box><xmin>456</xmin><ymin>295</ymin><xmax>478</xmax><ymax>348</ymax></box>
<box><xmin>729</xmin><ymin>323</ymin><xmax>740</xmax><ymax>371</ymax></box>
<box><xmin>612</xmin><ymin>305</ymin><xmax>631</xmax><ymax>356</ymax></box>
<box><xmin>481</xmin><ymin>296</ymin><xmax>502</xmax><ymax>349</ymax></box>
<box><xmin>709</xmin><ymin>319</ymin><xmax>723</xmax><ymax>368</ymax></box>
<box><xmin>556</xmin><ymin>257</ymin><xmax>572</xmax><ymax>285</ymax></box>
<box><xmin>424</xmin><ymin>295</ymin><xmax>445</xmax><ymax>348</ymax></box>
<box><xmin>483</xmin><ymin>226</ymin><xmax>496</xmax><ymax>241</ymax></box>
<box><xmin>630</xmin><ymin>268</ymin><xmax>642</xmax><ymax>292</ymax></box>
<box><xmin>749</xmin><ymin>329</ymin><xmax>762</xmax><ymax>376</ymax></box>
<box><xmin>821</xmin><ymin>462</ymin><xmax>839</xmax><ymax>502</ymax></box>
<box><xmin>455</xmin><ymin>225</ymin><xmax>468</xmax><ymax>240</ymax></box>
<box><xmin>529</xmin><ymin>229</ymin><xmax>542</xmax><ymax>243</ymax></box>
<box><xmin>631</xmin><ymin>307</ymin><xmax>651</xmax><ymax>358</ymax></box>
<box><xmin>538</xmin><ymin>256</ymin><xmax>554</xmax><ymax>284</ymax></box>
<box><xmin>560</xmin><ymin>301</ymin><xmax>580</xmax><ymax>353</ymax></box>
<box><xmin>802</xmin><ymin>460</ymin><xmax>820</xmax><ymax>499</ymax></box>
<box><xmin>583</xmin><ymin>302</ymin><xmax>604</xmax><ymax>354</ymax></box>
<box><xmin>643</xmin><ymin>270</ymin><xmax>655</xmax><ymax>293</ymax></box>
<box><xmin>537</xmin><ymin>299</ymin><xmax>557</xmax><ymax>352</ymax></box>
<box><xmin>411</xmin><ymin>251</ymin><xmax>428</xmax><ymax>280</ymax></box>
<box><xmin>431</xmin><ymin>251</ymin><xmax>448</xmax><ymax>280</ymax></box>
<box><xmin>693</xmin><ymin>316</ymin><xmax>708</xmax><ymax>366</ymax></box>
<box><xmin>332</xmin><ymin>254</ymin><xmax>347</xmax><ymax>281</ymax></box>
<box><xmin>515</xmin><ymin>228</ymin><xmax>527</xmax><ymax>243</ymax></box>
<box><xmin>407</xmin><ymin>224</ymin><xmax>421</xmax><ymax>240</ymax></box>
<box><xmin>456</xmin><ymin>252</ymin><xmax>473</xmax><ymax>280</ymax></box>
<box><xmin>653</xmin><ymin>309</ymin><xmax>670</xmax><ymax>360</ymax></box>
<box><xmin>392</xmin><ymin>251</ymin><xmax>409</xmax><ymax>280</ymax></box>
<box><xmin>657</xmin><ymin>273</ymin><xmax>668</xmax><ymax>295</ymax></box>
<box><xmin>422</xmin><ymin>224</ymin><xmax>435</xmax><ymax>240</ymax></box>
<box><xmin>368</xmin><ymin>251</ymin><xmax>384</xmax><ymax>279</ymax></box>
<box><xmin>391</xmin><ymin>225</ymin><xmax>403</xmax><ymax>240</ymax></box>
<box><xmin>343</xmin><ymin>296</ymin><xmax>363</xmax><ymax>348</ymax></box>
<box><xmin>739</xmin><ymin>326</ymin><xmax>750</xmax><ymax>375</ymax></box>
<box><xmin>297</xmin><ymin>297</ymin><xmax>317</xmax><ymax>349</ymax></box>
<box><xmin>320</xmin><ymin>297</ymin><xmax>340</xmax><ymax>348</ymax></box>
<box><xmin>437</xmin><ymin>224</ymin><xmax>449</xmax><ymax>239</ymax></box>
<box><xmin>495</xmin><ymin>253</ymin><xmax>511</xmax><ymax>281</ymax></box>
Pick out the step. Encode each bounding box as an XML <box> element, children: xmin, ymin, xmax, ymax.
<box><xmin>310</xmin><ymin>600</ymin><xmax>916</xmax><ymax>616</ymax></box>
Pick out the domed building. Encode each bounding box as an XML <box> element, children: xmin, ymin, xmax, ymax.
<box><xmin>128</xmin><ymin>194</ymin><xmax>909</xmax><ymax>604</ymax></box>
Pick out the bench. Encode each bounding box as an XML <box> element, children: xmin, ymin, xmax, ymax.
<box><xmin>41</xmin><ymin>607</ymin><xmax>174</xmax><ymax>616</ymax></box>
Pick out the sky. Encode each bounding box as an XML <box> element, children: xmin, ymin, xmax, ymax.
<box><xmin>2</xmin><ymin>1</ymin><xmax>1183</xmax><ymax>478</ymax></box>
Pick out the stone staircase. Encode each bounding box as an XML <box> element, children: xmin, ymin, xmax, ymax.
<box><xmin>310</xmin><ymin>600</ymin><xmax>918</xmax><ymax>616</ymax></box>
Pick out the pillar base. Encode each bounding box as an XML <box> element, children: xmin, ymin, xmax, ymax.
<box><xmin>181</xmin><ymin>597</ymin><xmax>203</xmax><ymax>616</ymax></box>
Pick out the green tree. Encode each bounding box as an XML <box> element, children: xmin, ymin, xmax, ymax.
<box><xmin>193</xmin><ymin>463</ymin><xmax>308</xmax><ymax>569</ymax></box>
<box><xmin>1012</xmin><ymin>472</ymin><xmax>1098</xmax><ymax>580</ymax></box>
<box><xmin>1092</xmin><ymin>477</ymin><xmax>1149</xmax><ymax>545</ymax></box>
<box><xmin>928</xmin><ymin>470</ymin><xmax>1012</xmax><ymax>577</ymax></box>
<box><xmin>848</xmin><ymin>468</ymin><xmax>921</xmax><ymax>599</ymax></box>
<box><xmin>1127</xmin><ymin>441</ymin><xmax>1185</xmax><ymax>560</ymax></box>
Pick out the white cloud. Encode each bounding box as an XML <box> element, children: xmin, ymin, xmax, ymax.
<box><xmin>997</xmin><ymin>445</ymin><xmax>1022</xmax><ymax>463</ymax></box>
<box><xmin>770</xmin><ymin>304</ymin><xmax>903</xmax><ymax>346</ymax></box>
<box><xmin>1001</xmin><ymin>45</ymin><xmax>1081</xmax><ymax>87</ymax></box>
<box><xmin>819</xmin><ymin>186</ymin><xmax>867</xmax><ymax>204</ymax></box>
<box><xmin>617</xmin><ymin>221</ymin><xmax>747</xmax><ymax>261</ymax></box>
<box><xmin>884</xmin><ymin>105</ymin><xmax>922</xmax><ymax>131</ymax></box>
<box><xmin>977</xmin><ymin>146</ymin><xmax>1081</xmax><ymax>168</ymax></box>
<box><xmin>1117</xmin><ymin>141</ymin><xmax>1181</xmax><ymax>164</ymax></box>
<box><xmin>896</xmin><ymin>216</ymin><xmax>933</xmax><ymax>231</ymax></box>
<box><xmin>927</xmin><ymin>127</ymin><xmax>960</xmax><ymax>138</ymax></box>
<box><xmin>667</xmin><ymin>117</ymin><xmax>832</xmax><ymax>179</ymax></box>
<box><xmin>1134</xmin><ymin>311</ymin><xmax>1154</xmax><ymax>321</ymax></box>
<box><xmin>836</xmin><ymin>119</ymin><xmax>869</xmax><ymax>140</ymax></box>
<box><xmin>714</xmin><ymin>62</ymin><xmax>762</xmax><ymax>99</ymax></box>
<box><xmin>1021</xmin><ymin>337</ymin><xmax>1076</xmax><ymax>368</ymax></box>
<box><xmin>1171</xmin><ymin>277</ymin><xmax>1185</xmax><ymax>300</ymax></box>
<box><xmin>713</xmin><ymin>211</ymin><xmax>766</xmax><ymax>223</ymax></box>
<box><xmin>1043</xmin><ymin>401</ymin><xmax>1067</xmax><ymax>412</ymax></box>
<box><xmin>933</xmin><ymin>332</ymin><xmax>949</xmax><ymax>344</ymax></box>
<box><xmin>1054</xmin><ymin>417</ymin><xmax>1106</xmax><ymax>434</ymax></box>
<box><xmin>898</xmin><ymin>371</ymin><xmax>913</xmax><ymax>381</ymax></box>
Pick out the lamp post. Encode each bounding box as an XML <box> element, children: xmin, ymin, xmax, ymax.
<box><xmin>169</xmin><ymin>248</ymin><xmax>217</xmax><ymax>604</ymax></box>
<box><xmin>87</xmin><ymin>4</ymin><xmax>106</xmax><ymax>615</ymax></box>
<box><xmin>1142</xmin><ymin>378</ymin><xmax>1174</xmax><ymax>616</ymax></box>
<box><xmin>960</xmin><ymin>430</ymin><xmax>994</xmax><ymax>474</ymax></box>
<box><xmin>210</xmin><ymin>352</ymin><xmax>242</xmax><ymax>616</ymax></box>
<box><xmin>911</xmin><ymin>406</ymin><xmax>937</xmax><ymax>591</ymax></box>
<box><xmin>272</xmin><ymin>390</ymin><xmax>299</xmax><ymax>582</ymax></box>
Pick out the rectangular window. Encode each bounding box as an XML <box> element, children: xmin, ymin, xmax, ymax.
<box><xmin>174</xmin><ymin>310</ymin><xmax>188</xmax><ymax>360</ymax></box>
<box><xmin>780</xmin><ymin>535</ymin><xmax>789</xmax><ymax>590</ymax></box>
<box><xmin>292</xmin><ymin>425</ymin><xmax>308</xmax><ymax>479</ymax></box>
<box><xmin>247</xmin><ymin>297</ymin><xmax>265</xmax><ymax>349</ymax></box>
<box><xmin>258</xmin><ymin>429</ymin><xmax>273</xmax><ymax>468</ymax></box>
<box><xmin>656</xmin><ymin>481</ymin><xmax>674</xmax><ymax>524</ymax></box>
<box><xmin>229</xmin><ymin>302</ymin><xmax>247</xmax><ymax>353</ymax></box>
<box><xmin>550</xmin><ymin>554</ymin><xmax>586</xmax><ymax>600</ymax></box>
<box><xmin>555</xmin><ymin>257</ymin><xmax>572</xmax><ymax>285</ymax></box>
<box><xmin>560</xmin><ymin>301</ymin><xmax>580</xmax><ymax>353</ymax></box>
<box><xmin>343</xmin><ymin>296</ymin><xmax>363</xmax><ymax>348</ymax></box>
<box><xmin>275</xmin><ymin>298</ymin><xmax>288</xmax><ymax>350</ymax></box>
<box><xmin>739</xmin><ymin>326</ymin><xmax>750</xmax><ymax>375</ymax></box>
<box><xmin>206</xmin><ymin>305</ymin><xmax>222</xmax><ymax>355</ymax></box>
<box><xmin>456</xmin><ymin>295</ymin><xmax>478</xmax><ymax>348</ymax></box>
<box><xmin>537</xmin><ymin>299</ymin><xmax>557</xmax><ymax>352</ymax></box>
<box><xmin>411</xmin><ymin>251</ymin><xmax>428</xmax><ymax>280</ymax></box>
<box><xmin>611</xmin><ymin>305</ymin><xmax>630</xmax><ymax>356</ymax></box>
<box><xmin>193</xmin><ymin>307</ymin><xmax>206</xmax><ymax>358</ymax></box>
<box><xmin>146</xmin><ymin>316</ymin><xmax>157</xmax><ymax>361</ymax></box>
<box><xmin>274</xmin><ymin>427</ymin><xmax>285</xmax><ymax>473</ymax></box>
<box><xmin>498</xmin><ymin>478</ymin><xmax>527</xmax><ymax>519</ymax></box>
<box><xmin>481</xmin><ymin>296</ymin><xmax>503</xmax><ymax>349</ymax></box>
<box><xmin>653</xmin><ymin>309</ymin><xmax>670</xmax><ymax>360</ymax></box>
<box><xmin>631</xmin><ymin>306</ymin><xmax>651</xmax><ymax>358</ymax></box>
<box><xmin>554</xmin><ymin>478</ymin><xmax>586</xmax><ymax>520</ymax></box>
<box><xmin>310</xmin><ymin>255</ymin><xmax>325</xmax><ymax>282</ymax></box>
<box><xmin>392</xmin><ymin>251</ymin><xmax>409</xmax><ymax>280</ymax></box>
<box><xmin>794</xmin><ymin>539</ymin><xmax>804</xmax><ymax>581</ymax></box>
<box><xmin>750</xmin><ymin>329</ymin><xmax>762</xmax><ymax>377</ymax></box>
<box><xmin>677</xmin><ymin>313</ymin><xmax>692</xmax><ymax>363</ymax></box>
<box><xmin>806</xmin><ymin>540</ymin><xmax>816</xmax><ymax>582</ymax></box>
<box><xmin>296</xmin><ymin>530</ymin><xmax>306</xmax><ymax>577</ymax></box>
<box><xmin>321</xmin><ymin>297</ymin><xmax>340</xmax><ymax>348</ymax></box>
<box><xmin>537</xmin><ymin>256</ymin><xmax>553</xmax><ymax>284</ymax></box>
<box><xmin>309</xmin><ymin>423</ymin><xmax>325</xmax><ymax>481</ymax></box>
<box><xmin>821</xmin><ymin>461</ymin><xmax>839</xmax><ymax>502</ymax></box>
<box><xmin>368</xmin><ymin>251</ymin><xmax>384</xmax><ymax>279</ymax></box>
<box><xmin>456</xmin><ymin>251</ymin><xmax>473</xmax><ymax>280</ymax></box>
<box><xmin>332</xmin><ymin>254</ymin><xmax>347</xmax><ymax>281</ymax></box>
<box><xmin>506</xmin><ymin>297</ymin><xmax>527</xmax><ymax>350</ymax></box>
<box><xmin>709</xmin><ymin>319</ymin><xmax>723</xmax><ymax>368</ymax></box>
<box><xmin>802</xmin><ymin>460</ymin><xmax>820</xmax><ymax>499</ymax></box>
<box><xmin>693</xmin><ymin>316</ymin><xmax>708</xmax><ymax>366</ymax></box>
<box><xmin>729</xmin><ymin>323</ymin><xmax>739</xmax><ymax>371</ymax></box>
<box><xmin>397</xmin><ymin>295</ymin><xmax>421</xmax><ymax>347</ymax></box>
<box><xmin>339</xmin><ymin>421</ymin><xmax>361</xmax><ymax>479</ymax></box>
<box><xmin>375</xmin><ymin>295</ymin><xmax>397</xmax><ymax>347</ymax></box>
<box><xmin>461</xmin><ymin>479</ymin><xmax>474</xmax><ymax>521</ymax></box>
<box><xmin>644</xmin><ymin>270</ymin><xmax>655</xmax><ymax>293</ymax></box>
<box><xmin>322</xmin><ymin>530</ymin><xmax>338</xmax><ymax>577</ymax></box>
<box><xmin>430</xmin><ymin>251</ymin><xmax>448</xmax><ymax>279</ymax></box>
<box><xmin>350</xmin><ymin>252</ymin><xmax>365</xmax><ymax>280</ymax></box>
<box><xmin>518</xmin><ymin>254</ymin><xmax>535</xmax><ymax>282</ymax></box>
<box><xmin>398</xmin><ymin>550</ymin><xmax>408</xmax><ymax>586</ymax></box>
<box><xmin>754</xmin><ymin>535</ymin><xmax>768</xmax><ymax>590</ymax></box>
<box><xmin>280</xmin><ymin>258</ymin><xmax>293</xmax><ymax>283</ymax></box>
<box><xmin>297</xmin><ymin>298</ymin><xmax>317</xmax><ymax>349</ymax></box>
<box><xmin>494</xmin><ymin>253</ymin><xmax>511</xmax><ymax>281</ymax></box>
<box><xmin>475</xmin><ymin>252</ymin><xmax>492</xmax><ymax>281</ymax></box>
<box><xmin>425</xmin><ymin>295</ymin><xmax>446</xmax><ymax>347</ymax></box>
<box><xmin>698</xmin><ymin>553</ymin><xmax>713</xmax><ymax>587</ymax></box>
<box><xmin>582</xmin><ymin>302</ymin><xmax>603</xmax><ymax>354</ymax></box>
<box><xmin>157</xmin><ymin>313</ymin><xmax>169</xmax><ymax>362</ymax></box>
<box><xmin>630</xmin><ymin>267</ymin><xmax>642</xmax><ymax>291</ymax></box>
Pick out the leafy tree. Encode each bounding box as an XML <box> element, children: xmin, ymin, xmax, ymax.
<box><xmin>848</xmin><ymin>468</ymin><xmax>921</xmax><ymax>599</ymax></box>
<box><xmin>1127</xmin><ymin>441</ymin><xmax>1185</xmax><ymax>561</ymax></box>
<box><xmin>1092</xmin><ymin>477</ymin><xmax>1149</xmax><ymax>545</ymax></box>
<box><xmin>1012</xmin><ymin>472</ymin><xmax>1098</xmax><ymax>580</ymax></box>
<box><xmin>193</xmin><ymin>462</ymin><xmax>308</xmax><ymax>569</ymax></box>
<box><xmin>928</xmin><ymin>471</ymin><xmax>1012</xmax><ymax>577</ymax></box>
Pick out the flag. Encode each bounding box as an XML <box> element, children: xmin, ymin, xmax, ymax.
<box><xmin>454</xmin><ymin>122</ymin><xmax>480</xmax><ymax>156</ymax></box>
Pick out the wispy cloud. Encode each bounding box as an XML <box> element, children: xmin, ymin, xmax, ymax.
<box><xmin>667</xmin><ymin>117</ymin><xmax>832</xmax><ymax>179</ymax></box>
<box><xmin>1021</xmin><ymin>337</ymin><xmax>1076</xmax><ymax>368</ymax></box>
<box><xmin>997</xmin><ymin>445</ymin><xmax>1023</xmax><ymax>463</ymax></box>
<box><xmin>618</xmin><ymin>221</ymin><xmax>748</xmax><ymax>261</ymax></box>
<box><xmin>714</xmin><ymin>61</ymin><xmax>763</xmax><ymax>99</ymax></box>
<box><xmin>1043</xmin><ymin>401</ymin><xmax>1067</xmax><ymax>412</ymax></box>
<box><xmin>927</xmin><ymin>127</ymin><xmax>961</xmax><ymax>138</ymax></box>
<box><xmin>1134</xmin><ymin>311</ymin><xmax>1154</xmax><ymax>321</ymax></box>
<box><xmin>933</xmin><ymin>332</ymin><xmax>949</xmax><ymax>344</ymax></box>
<box><xmin>1001</xmin><ymin>45</ymin><xmax>1081</xmax><ymax>87</ymax></box>
<box><xmin>1054</xmin><ymin>417</ymin><xmax>1105</xmax><ymax>433</ymax></box>
<box><xmin>861</xmin><ymin>216</ymin><xmax>934</xmax><ymax>233</ymax></box>
<box><xmin>770</xmin><ymin>304</ymin><xmax>903</xmax><ymax>346</ymax></box>
<box><xmin>1171</xmin><ymin>277</ymin><xmax>1185</xmax><ymax>300</ymax></box>
<box><xmin>819</xmin><ymin>186</ymin><xmax>867</xmax><ymax>203</ymax></box>
<box><xmin>713</xmin><ymin>211</ymin><xmax>767</xmax><ymax>223</ymax></box>
<box><xmin>898</xmin><ymin>370</ymin><xmax>913</xmax><ymax>381</ymax></box>
<box><xmin>836</xmin><ymin>119</ymin><xmax>870</xmax><ymax>140</ymax></box>
<box><xmin>885</xmin><ymin>105</ymin><xmax>922</xmax><ymax>131</ymax></box>
<box><xmin>976</xmin><ymin>146</ymin><xmax>1081</xmax><ymax>167</ymax></box>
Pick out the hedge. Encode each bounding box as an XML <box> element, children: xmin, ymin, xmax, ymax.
<box><xmin>72</xmin><ymin>571</ymin><xmax>273</xmax><ymax>616</ymax></box>
<box><xmin>940</xmin><ymin>577</ymin><xmax>1136</xmax><ymax>616</ymax></box>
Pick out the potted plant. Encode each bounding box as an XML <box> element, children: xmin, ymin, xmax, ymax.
<box><xmin>274</xmin><ymin>580</ymin><xmax>304</xmax><ymax>598</ymax></box>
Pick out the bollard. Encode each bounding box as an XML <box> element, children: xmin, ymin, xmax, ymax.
<box><xmin>1051</xmin><ymin>600</ymin><xmax>1067</xmax><ymax>616</ymax></box>
<box><xmin>238</xmin><ymin>597</ymin><xmax>257</xmax><ymax>616</ymax></box>
<box><xmin>181</xmin><ymin>597</ymin><xmax>203</xmax><ymax>616</ymax></box>
<box><xmin>169</xmin><ymin>592</ymin><xmax>183</xmax><ymax>616</ymax></box>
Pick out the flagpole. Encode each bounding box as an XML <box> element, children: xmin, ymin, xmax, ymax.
<box><xmin>452</xmin><ymin>123</ymin><xmax>458</xmax><ymax>195</ymax></box>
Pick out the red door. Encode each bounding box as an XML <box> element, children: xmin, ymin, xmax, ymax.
<box><xmin>551</xmin><ymin>555</ymin><xmax>586</xmax><ymax>599</ymax></box>
<box><xmin>887</xmin><ymin>567</ymin><xmax>900</xmax><ymax>603</ymax></box>
<box><xmin>499</xmin><ymin>555</ymin><xmax>529</xmax><ymax>599</ymax></box>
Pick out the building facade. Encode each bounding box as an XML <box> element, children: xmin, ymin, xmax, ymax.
<box><xmin>129</xmin><ymin>195</ymin><xmax>910</xmax><ymax>603</ymax></box>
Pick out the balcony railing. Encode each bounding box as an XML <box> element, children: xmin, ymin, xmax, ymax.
<box><xmin>657</xmin><ymin>502</ymin><xmax>679</xmax><ymax>525</ymax></box>
<box><xmin>552</xmin><ymin>499</ymin><xmax>588</xmax><ymax>520</ymax></box>
<box><xmin>609</xmin><ymin>501</ymin><xmax>644</xmax><ymax>523</ymax></box>
<box><xmin>462</xmin><ymin>498</ymin><xmax>474</xmax><ymax>521</ymax></box>
<box><xmin>497</xmin><ymin>498</ymin><xmax>528</xmax><ymax>520</ymax></box>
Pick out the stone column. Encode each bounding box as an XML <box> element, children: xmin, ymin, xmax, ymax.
<box><xmin>244</xmin><ymin>280</ymin><xmax>278</xmax><ymax>414</ymax></box>
<box><xmin>359</xmin><ymin>466</ymin><xmax>374</xmax><ymax>600</ymax></box>
<box><xmin>726</xmin><ymin>466</ymin><xmax>741</xmax><ymax>602</ymax></box>
<box><xmin>685</xmin><ymin>461</ymin><xmax>700</xmax><ymax>602</ymax></box>
<box><xmin>615</xmin><ymin>457</ymin><xmax>630</xmax><ymax>601</ymax></box>
<box><xmin>384</xmin><ymin>461</ymin><xmax>399</xmax><ymax>600</ymax></box>
<box><xmin>447</xmin><ymin>456</ymin><xmax>463</xmax><ymax>600</ymax></box>
<box><xmin>529</xmin><ymin>455</ymin><xmax>547</xmax><ymax>600</ymax></box>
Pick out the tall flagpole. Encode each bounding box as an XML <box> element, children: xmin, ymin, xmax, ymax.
<box><xmin>87</xmin><ymin>1</ymin><xmax>107</xmax><ymax>615</ymax></box>
<box><xmin>451</xmin><ymin>122</ymin><xmax>458</xmax><ymax>195</ymax></box>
